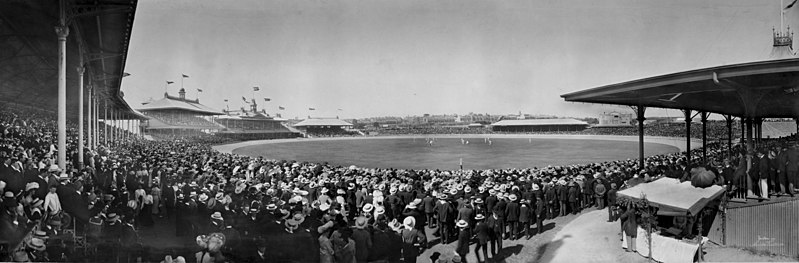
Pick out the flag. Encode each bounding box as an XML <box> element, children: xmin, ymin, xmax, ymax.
<box><xmin>279</xmin><ymin>106</ymin><xmax>285</xmax><ymax>110</ymax></box>
<box><xmin>786</xmin><ymin>0</ymin><xmax>798</xmax><ymax>10</ymax></box>
<box><xmin>309</xmin><ymin>108</ymin><xmax>315</xmax><ymax>110</ymax></box>
<box><xmin>197</xmin><ymin>89</ymin><xmax>203</xmax><ymax>92</ymax></box>
<box><xmin>166</xmin><ymin>81</ymin><xmax>174</xmax><ymax>85</ymax></box>
<box><xmin>182</xmin><ymin>74</ymin><xmax>189</xmax><ymax>78</ymax></box>
<box><xmin>253</xmin><ymin>86</ymin><xmax>260</xmax><ymax>91</ymax></box>
<box><xmin>264</xmin><ymin>98</ymin><xmax>271</xmax><ymax>101</ymax></box>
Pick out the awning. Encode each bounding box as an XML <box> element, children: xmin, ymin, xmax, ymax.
<box><xmin>617</xmin><ymin>177</ymin><xmax>725</xmax><ymax>216</ymax></box>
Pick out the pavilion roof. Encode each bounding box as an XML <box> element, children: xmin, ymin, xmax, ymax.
<box><xmin>561</xmin><ymin>58</ymin><xmax>799</xmax><ymax>118</ymax></box>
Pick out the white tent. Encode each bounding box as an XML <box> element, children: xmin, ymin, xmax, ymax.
<box><xmin>617</xmin><ymin>177</ymin><xmax>725</xmax><ymax>216</ymax></box>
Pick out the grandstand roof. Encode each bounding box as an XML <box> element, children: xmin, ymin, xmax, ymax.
<box><xmin>491</xmin><ymin>118</ymin><xmax>588</xmax><ymax>127</ymax></box>
<box><xmin>293</xmin><ymin>118</ymin><xmax>353</xmax><ymax>127</ymax></box>
<box><xmin>138</xmin><ymin>93</ymin><xmax>224</xmax><ymax>115</ymax></box>
<box><xmin>0</xmin><ymin>0</ymin><xmax>142</xmax><ymax>119</ymax></box>
<box><xmin>561</xmin><ymin>58</ymin><xmax>799</xmax><ymax>118</ymax></box>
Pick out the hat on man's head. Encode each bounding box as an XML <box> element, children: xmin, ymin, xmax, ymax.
<box><xmin>48</xmin><ymin>165</ymin><xmax>61</xmax><ymax>172</ymax></box>
<box><xmin>362</xmin><ymin>204</ymin><xmax>374</xmax><ymax>213</ymax></box>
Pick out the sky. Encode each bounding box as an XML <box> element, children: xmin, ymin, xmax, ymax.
<box><xmin>121</xmin><ymin>0</ymin><xmax>795</xmax><ymax>119</ymax></box>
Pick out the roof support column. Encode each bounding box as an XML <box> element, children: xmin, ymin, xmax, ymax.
<box><xmin>77</xmin><ymin>66</ymin><xmax>85</xmax><ymax>168</ymax></box>
<box><xmin>683</xmin><ymin>109</ymin><xmax>693</xmax><ymax>165</ymax></box>
<box><xmin>87</xmin><ymin>85</ymin><xmax>92</xmax><ymax>151</ymax></box>
<box><xmin>701</xmin><ymin>112</ymin><xmax>709</xmax><ymax>164</ymax></box>
<box><xmin>745</xmin><ymin>117</ymin><xmax>754</xmax><ymax>197</ymax></box>
<box><xmin>56</xmin><ymin>23</ymin><xmax>69</xmax><ymax>170</ymax></box>
<box><xmin>635</xmin><ymin>106</ymin><xmax>646</xmax><ymax>170</ymax></box>
<box><xmin>104</xmin><ymin>101</ymin><xmax>108</xmax><ymax>146</ymax></box>
<box><xmin>724</xmin><ymin>115</ymin><xmax>733</xmax><ymax>160</ymax></box>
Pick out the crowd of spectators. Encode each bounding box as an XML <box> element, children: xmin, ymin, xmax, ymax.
<box><xmin>2</xmin><ymin>102</ymin><xmax>796</xmax><ymax>263</ymax></box>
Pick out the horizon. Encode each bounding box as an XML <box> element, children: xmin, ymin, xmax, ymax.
<box><xmin>122</xmin><ymin>0</ymin><xmax>792</xmax><ymax>120</ymax></box>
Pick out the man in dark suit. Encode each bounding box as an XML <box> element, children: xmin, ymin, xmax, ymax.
<box><xmin>473</xmin><ymin>214</ymin><xmax>489</xmax><ymax>263</ymax></box>
<box><xmin>455</xmin><ymin>219</ymin><xmax>471</xmax><ymax>263</ymax></box>
<box><xmin>534</xmin><ymin>195</ymin><xmax>546</xmax><ymax>235</ymax></box>
<box><xmin>434</xmin><ymin>194</ymin><xmax>454</xmax><ymax>243</ymax></box>
<box><xmin>485</xmin><ymin>210</ymin><xmax>503</xmax><ymax>257</ymax></box>
<box><xmin>518</xmin><ymin>199</ymin><xmax>532</xmax><ymax>240</ymax></box>
<box><xmin>504</xmin><ymin>194</ymin><xmax>519</xmax><ymax>240</ymax></box>
<box><xmin>485</xmin><ymin>190</ymin><xmax>498</xmax><ymax>215</ymax></box>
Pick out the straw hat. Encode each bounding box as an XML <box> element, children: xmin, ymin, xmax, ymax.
<box><xmin>403</xmin><ymin>216</ymin><xmax>416</xmax><ymax>228</ymax></box>
<box><xmin>362</xmin><ymin>204</ymin><xmax>374</xmax><ymax>213</ymax></box>
<box><xmin>354</xmin><ymin>217</ymin><xmax>368</xmax><ymax>229</ymax></box>
<box><xmin>26</xmin><ymin>237</ymin><xmax>46</xmax><ymax>251</ymax></box>
<box><xmin>210</xmin><ymin>212</ymin><xmax>223</xmax><ymax>220</ymax></box>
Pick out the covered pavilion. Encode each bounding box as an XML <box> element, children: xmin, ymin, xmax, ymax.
<box><xmin>562</xmin><ymin>57</ymin><xmax>799</xmax><ymax>169</ymax></box>
<box><xmin>0</xmin><ymin>0</ymin><xmax>143</xmax><ymax>169</ymax></box>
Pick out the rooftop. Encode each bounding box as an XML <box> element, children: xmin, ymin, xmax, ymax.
<box><xmin>491</xmin><ymin>118</ymin><xmax>588</xmax><ymax>127</ymax></box>
<box><xmin>293</xmin><ymin>118</ymin><xmax>353</xmax><ymax>127</ymax></box>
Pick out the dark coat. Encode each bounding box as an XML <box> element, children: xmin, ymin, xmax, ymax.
<box><xmin>505</xmin><ymin>201</ymin><xmax>519</xmax><ymax>222</ymax></box>
<box><xmin>518</xmin><ymin>203</ymin><xmax>532</xmax><ymax>223</ymax></box>
<box><xmin>485</xmin><ymin>195</ymin><xmax>498</xmax><ymax>213</ymax></box>
<box><xmin>474</xmin><ymin>221</ymin><xmax>490</xmax><ymax>244</ymax></box>
<box><xmin>456</xmin><ymin>228</ymin><xmax>471</xmax><ymax>255</ymax></box>
<box><xmin>435</xmin><ymin>201</ymin><xmax>455</xmax><ymax>223</ymax></box>
<box><xmin>620</xmin><ymin>208</ymin><xmax>638</xmax><ymax>238</ymax></box>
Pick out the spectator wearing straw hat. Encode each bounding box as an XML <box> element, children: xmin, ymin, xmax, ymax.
<box><xmin>352</xmin><ymin>216</ymin><xmax>372</xmax><ymax>263</ymax></box>
<box><xmin>402</xmin><ymin>200</ymin><xmax>426</xmax><ymax>232</ymax></box>
<box><xmin>434</xmin><ymin>194</ymin><xmax>453</xmax><ymax>243</ymax></box>
<box><xmin>400</xmin><ymin>216</ymin><xmax>426</xmax><ymax>263</ymax></box>
<box><xmin>485</xmin><ymin>210</ymin><xmax>503</xmax><ymax>257</ymax></box>
<box><xmin>455</xmin><ymin>219</ymin><xmax>471</xmax><ymax>263</ymax></box>
<box><xmin>504</xmin><ymin>194</ymin><xmax>519</xmax><ymax>240</ymax></box>
<box><xmin>473</xmin><ymin>213</ymin><xmax>489</xmax><ymax>263</ymax></box>
<box><xmin>518</xmin><ymin>199</ymin><xmax>532</xmax><ymax>240</ymax></box>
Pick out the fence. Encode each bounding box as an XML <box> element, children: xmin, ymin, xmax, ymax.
<box><xmin>719</xmin><ymin>198</ymin><xmax>799</xmax><ymax>258</ymax></box>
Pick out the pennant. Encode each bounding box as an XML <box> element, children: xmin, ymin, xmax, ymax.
<box><xmin>253</xmin><ymin>86</ymin><xmax>260</xmax><ymax>91</ymax></box>
<box><xmin>279</xmin><ymin>106</ymin><xmax>285</xmax><ymax>110</ymax></box>
<box><xmin>309</xmin><ymin>108</ymin><xmax>315</xmax><ymax>110</ymax></box>
<box><xmin>264</xmin><ymin>98</ymin><xmax>271</xmax><ymax>101</ymax></box>
<box><xmin>166</xmin><ymin>81</ymin><xmax>174</xmax><ymax>85</ymax></box>
<box><xmin>786</xmin><ymin>0</ymin><xmax>798</xmax><ymax>10</ymax></box>
<box><xmin>182</xmin><ymin>74</ymin><xmax>189</xmax><ymax>78</ymax></box>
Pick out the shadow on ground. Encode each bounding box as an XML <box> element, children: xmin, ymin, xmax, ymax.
<box><xmin>530</xmin><ymin>234</ymin><xmax>571</xmax><ymax>263</ymax></box>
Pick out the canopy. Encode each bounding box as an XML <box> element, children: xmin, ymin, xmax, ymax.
<box><xmin>617</xmin><ymin>177</ymin><xmax>725</xmax><ymax>216</ymax></box>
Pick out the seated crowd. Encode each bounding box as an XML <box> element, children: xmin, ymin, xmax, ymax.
<box><xmin>1</xmin><ymin>103</ymin><xmax>795</xmax><ymax>263</ymax></box>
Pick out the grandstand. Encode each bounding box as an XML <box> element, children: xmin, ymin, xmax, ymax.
<box><xmin>293</xmin><ymin>117</ymin><xmax>357</xmax><ymax>137</ymax></box>
<box><xmin>137</xmin><ymin>89</ymin><xmax>223</xmax><ymax>138</ymax></box>
<box><xmin>214</xmin><ymin>110</ymin><xmax>301</xmax><ymax>140</ymax></box>
<box><xmin>490</xmin><ymin>118</ymin><xmax>589</xmax><ymax>132</ymax></box>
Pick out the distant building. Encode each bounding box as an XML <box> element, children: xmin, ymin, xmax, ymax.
<box><xmin>490</xmin><ymin>118</ymin><xmax>588</xmax><ymax>132</ymax></box>
<box><xmin>596</xmin><ymin>111</ymin><xmax>633</xmax><ymax>127</ymax></box>
<box><xmin>137</xmin><ymin>89</ymin><xmax>224</xmax><ymax>136</ymax></box>
<box><xmin>293</xmin><ymin>118</ymin><xmax>354</xmax><ymax>135</ymax></box>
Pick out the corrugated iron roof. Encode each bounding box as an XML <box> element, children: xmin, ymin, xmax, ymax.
<box><xmin>293</xmin><ymin>118</ymin><xmax>353</xmax><ymax>127</ymax></box>
<box><xmin>491</xmin><ymin>118</ymin><xmax>588</xmax><ymax>127</ymax></box>
<box><xmin>137</xmin><ymin>95</ymin><xmax>223</xmax><ymax>115</ymax></box>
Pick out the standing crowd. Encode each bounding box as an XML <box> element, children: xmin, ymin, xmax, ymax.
<box><xmin>2</xmin><ymin>102</ymin><xmax>798</xmax><ymax>263</ymax></box>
